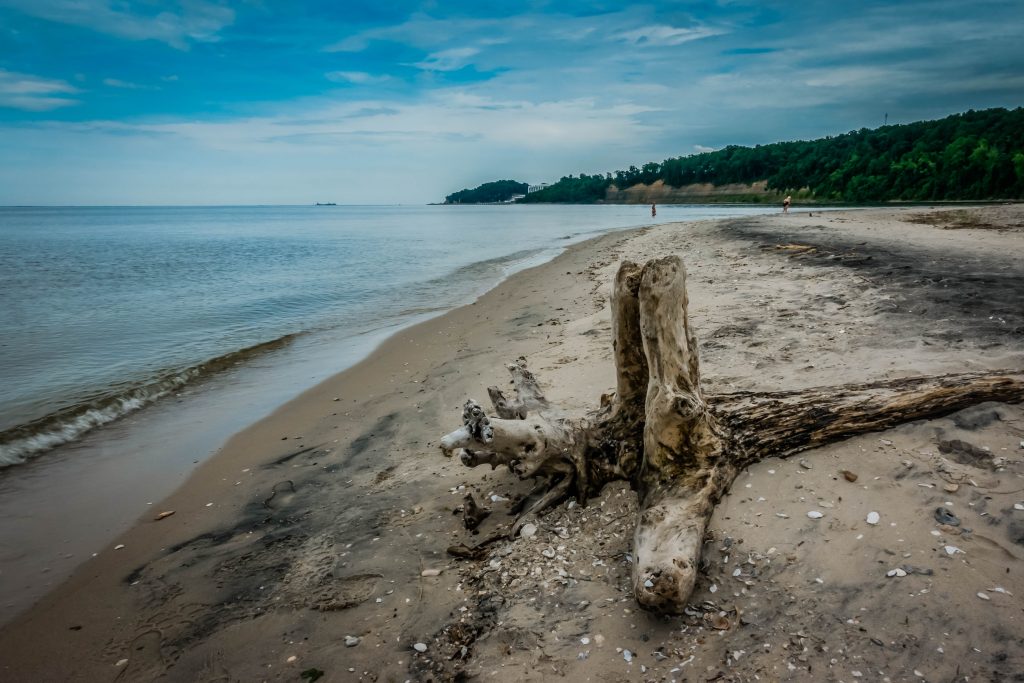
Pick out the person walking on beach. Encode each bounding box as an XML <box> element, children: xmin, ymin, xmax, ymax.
<box><xmin>651</xmin><ymin>203</ymin><xmax>657</xmax><ymax>218</ymax></box>
<box><xmin>783</xmin><ymin>195</ymin><xmax>791</xmax><ymax>213</ymax></box>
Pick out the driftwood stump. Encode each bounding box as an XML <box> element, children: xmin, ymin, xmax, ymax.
<box><xmin>440</xmin><ymin>256</ymin><xmax>1024</xmax><ymax>613</ymax></box>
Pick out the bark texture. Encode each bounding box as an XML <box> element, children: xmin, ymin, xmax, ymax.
<box><xmin>439</xmin><ymin>255</ymin><xmax>1024</xmax><ymax>613</ymax></box>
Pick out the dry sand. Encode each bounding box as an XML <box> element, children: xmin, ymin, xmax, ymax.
<box><xmin>1</xmin><ymin>205</ymin><xmax>1022</xmax><ymax>682</ymax></box>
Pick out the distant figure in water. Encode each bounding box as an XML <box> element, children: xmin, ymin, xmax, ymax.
<box><xmin>651</xmin><ymin>203</ymin><xmax>657</xmax><ymax>217</ymax></box>
<box><xmin>783</xmin><ymin>195</ymin><xmax>792</xmax><ymax>213</ymax></box>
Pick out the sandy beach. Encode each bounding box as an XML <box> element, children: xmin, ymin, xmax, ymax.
<box><xmin>1</xmin><ymin>205</ymin><xmax>1022</xmax><ymax>682</ymax></box>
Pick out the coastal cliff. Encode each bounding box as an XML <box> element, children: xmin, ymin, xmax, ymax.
<box><xmin>603</xmin><ymin>179</ymin><xmax>788</xmax><ymax>204</ymax></box>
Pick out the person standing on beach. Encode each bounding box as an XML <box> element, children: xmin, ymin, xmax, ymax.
<box><xmin>783</xmin><ymin>195</ymin><xmax>792</xmax><ymax>213</ymax></box>
<box><xmin>651</xmin><ymin>203</ymin><xmax>657</xmax><ymax>217</ymax></box>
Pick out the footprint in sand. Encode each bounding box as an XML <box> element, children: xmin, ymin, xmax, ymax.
<box><xmin>263</xmin><ymin>480</ymin><xmax>297</xmax><ymax>510</ymax></box>
<box><xmin>188</xmin><ymin>650</ymin><xmax>231</xmax><ymax>682</ymax></box>
<box><xmin>313</xmin><ymin>573</ymin><xmax>383</xmax><ymax>611</ymax></box>
<box><xmin>114</xmin><ymin>629</ymin><xmax>166</xmax><ymax>682</ymax></box>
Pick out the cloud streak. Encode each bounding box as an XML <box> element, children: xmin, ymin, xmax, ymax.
<box><xmin>411</xmin><ymin>47</ymin><xmax>480</xmax><ymax>71</ymax></box>
<box><xmin>0</xmin><ymin>69</ymin><xmax>79</xmax><ymax>111</ymax></box>
<box><xmin>0</xmin><ymin>0</ymin><xmax>234</xmax><ymax>49</ymax></box>
<box><xmin>617</xmin><ymin>24</ymin><xmax>726</xmax><ymax>46</ymax></box>
<box><xmin>325</xmin><ymin>71</ymin><xmax>391</xmax><ymax>85</ymax></box>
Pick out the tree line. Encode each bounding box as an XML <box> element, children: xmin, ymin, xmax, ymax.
<box><xmin>444</xmin><ymin>180</ymin><xmax>528</xmax><ymax>204</ymax></box>
<box><xmin>511</xmin><ymin>107</ymin><xmax>1024</xmax><ymax>203</ymax></box>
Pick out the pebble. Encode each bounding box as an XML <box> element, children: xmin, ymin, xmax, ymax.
<box><xmin>413</xmin><ymin>643</ymin><xmax>428</xmax><ymax>652</ymax></box>
<box><xmin>580</xmin><ymin>637</ymin><xmax>591</xmax><ymax>645</ymax></box>
<box><xmin>519</xmin><ymin>523</ymin><xmax>538</xmax><ymax>539</ymax></box>
<box><xmin>944</xmin><ymin>545</ymin><xmax>963</xmax><ymax>555</ymax></box>
<box><xmin>977</xmin><ymin>592</ymin><xmax>990</xmax><ymax>600</ymax></box>
<box><xmin>623</xmin><ymin>650</ymin><xmax>633</xmax><ymax>663</ymax></box>
<box><xmin>943</xmin><ymin>483</ymin><xmax>960</xmax><ymax>493</ymax></box>
<box><xmin>799</xmin><ymin>459</ymin><xmax>812</xmax><ymax>470</ymax></box>
<box><xmin>420</xmin><ymin>568</ymin><xmax>442</xmax><ymax>577</ymax></box>
<box><xmin>114</xmin><ymin>544</ymin><xmax>125</xmax><ymax>550</ymax></box>
<box><xmin>934</xmin><ymin>507</ymin><xmax>960</xmax><ymax>526</ymax></box>
<box><xmin>541</xmin><ymin>547</ymin><xmax>556</xmax><ymax>559</ymax></box>
<box><xmin>840</xmin><ymin>470</ymin><xmax>858</xmax><ymax>482</ymax></box>
<box><xmin>806</xmin><ymin>511</ymin><xmax>824</xmax><ymax>519</ymax></box>
<box><xmin>1014</xmin><ymin>503</ymin><xmax>1024</xmax><ymax>511</ymax></box>
<box><xmin>287</xmin><ymin>655</ymin><xmax>298</xmax><ymax>662</ymax></box>
<box><xmin>866</xmin><ymin>511</ymin><xmax>880</xmax><ymax>525</ymax></box>
<box><xmin>345</xmin><ymin>636</ymin><xmax>360</xmax><ymax>647</ymax></box>
<box><xmin>154</xmin><ymin>511</ymin><xmax>175</xmax><ymax>521</ymax></box>
<box><xmin>886</xmin><ymin>568</ymin><xmax>907</xmax><ymax>578</ymax></box>
<box><xmin>115</xmin><ymin>659</ymin><xmax>128</xmax><ymax>668</ymax></box>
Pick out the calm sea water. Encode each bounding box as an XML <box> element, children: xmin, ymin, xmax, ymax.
<box><xmin>0</xmin><ymin>204</ymin><xmax>777</xmax><ymax>466</ymax></box>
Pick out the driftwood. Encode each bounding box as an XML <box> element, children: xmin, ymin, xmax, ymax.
<box><xmin>439</xmin><ymin>256</ymin><xmax>1024</xmax><ymax>613</ymax></box>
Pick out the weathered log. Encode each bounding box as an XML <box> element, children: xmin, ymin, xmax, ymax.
<box><xmin>439</xmin><ymin>255</ymin><xmax>1024</xmax><ymax>614</ymax></box>
<box><xmin>631</xmin><ymin>257</ymin><xmax>733</xmax><ymax>610</ymax></box>
<box><xmin>713</xmin><ymin>372</ymin><xmax>1024</xmax><ymax>462</ymax></box>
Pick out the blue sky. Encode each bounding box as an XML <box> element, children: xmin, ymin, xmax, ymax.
<box><xmin>1</xmin><ymin>0</ymin><xmax>1022</xmax><ymax>205</ymax></box>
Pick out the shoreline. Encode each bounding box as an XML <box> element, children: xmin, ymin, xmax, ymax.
<box><xmin>0</xmin><ymin>222</ymin><xmax>629</xmax><ymax>626</ymax></box>
<box><xmin>0</xmin><ymin>218</ymin><xmax>647</xmax><ymax>678</ymax></box>
<box><xmin>2</xmin><ymin>205</ymin><xmax>1022</xmax><ymax>681</ymax></box>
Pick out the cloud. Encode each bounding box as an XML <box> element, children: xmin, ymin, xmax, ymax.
<box><xmin>410</xmin><ymin>47</ymin><xmax>480</xmax><ymax>72</ymax></box>
<box><xmin>325</xmin><ymin>71</ymin><xmax>391</xmax><ymax>85</ymax></box>
<box><xmin>0</xmin><ymin>0</ymin><xmax>235</xmax><ymax>49</ymax></box>
<box><xmin>56</xmin><ymin>89</ymin><xmax>657</xmax><ymax>155</ymax></box>
<box><xmin>617</xmin><ymin>24</ymin><xmax>725</xmax><ymax>46</ymax></box>
<box><xmin>0</xmin><ymin>69</ymin><xmax>80</xmax><ymax>110</ymax></box>
<box><xmin>102</xmin><ymin>78</ymin><xmax>147</xmax><ymax>89</ymax></box>
<box><xmin>323</xmin><ymin>14</ymin><xmax>503</xmax><ymax>53</ymax></box>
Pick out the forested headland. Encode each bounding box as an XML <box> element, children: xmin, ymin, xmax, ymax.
<box><xmin>444</xmin><ymin>180</ymin><xmax>528</xmax><ymax>204</ymax></box>
<box><xmin>450</xmin><ymin>108</ymin><xmax>1024</xmax><ymax>204</ymax></box>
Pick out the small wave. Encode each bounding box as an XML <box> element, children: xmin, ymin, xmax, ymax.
<box><xmin>435</xmin><ymin>248</ymin><xmax>549</xmax><ymax>283</ymax></box>
<box><xmin>0</xmin><ymin>334</ymin><xmax>298</xmax><ymax>468</ymax></box>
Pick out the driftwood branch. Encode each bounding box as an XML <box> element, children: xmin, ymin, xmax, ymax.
<box><xmin>439</xmin><ymin>255</ymin><xmax>1024</xmax><ymax>613</ymax></box>
<box><xmin>714</xmin><ymin>372</ymin><xmax>1024</xmax><ymax>462</ymax></box>
<box><xmin>486</xmin><ymin>357</ymin><xmax>550</xmax><ymax>419</ymax></box>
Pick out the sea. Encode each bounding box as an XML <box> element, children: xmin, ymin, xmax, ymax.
<box><xmin>0</xmin><ymin>203</ymin><xmax>778</xmax><ymax>620</ymax></box>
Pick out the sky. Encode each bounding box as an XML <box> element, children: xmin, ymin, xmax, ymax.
<box><xmin>1</xmin><ymin>1</ymin><xmax>1022</xmax><ymax>205</ymax></box>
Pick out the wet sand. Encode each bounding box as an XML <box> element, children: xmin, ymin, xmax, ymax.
<box><xmin>1</xmin><ymin>205</ymin><xmax>1022</xmax><ymax>682</ymax></box>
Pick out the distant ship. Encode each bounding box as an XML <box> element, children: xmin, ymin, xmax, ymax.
<box><xmin>315</xmin><ymin>202</ymin><xmax>337</xmax><ymax>206</ymax></box>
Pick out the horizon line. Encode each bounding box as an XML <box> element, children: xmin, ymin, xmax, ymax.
<box><xmin>0</xmin><ymin>203</ymin><xmax>428</xmax><ymax>208</ymax></box>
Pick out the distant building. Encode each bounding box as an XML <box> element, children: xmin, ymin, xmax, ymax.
<box><xmin>527</xmin><ymin>183</ymin><xmax>550</xmax><ymax>194</ymax></box>
<box><xmin>506</xmin><ymin>194</ymin><xmax>526</xmax><ymax>203</ymax></box>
